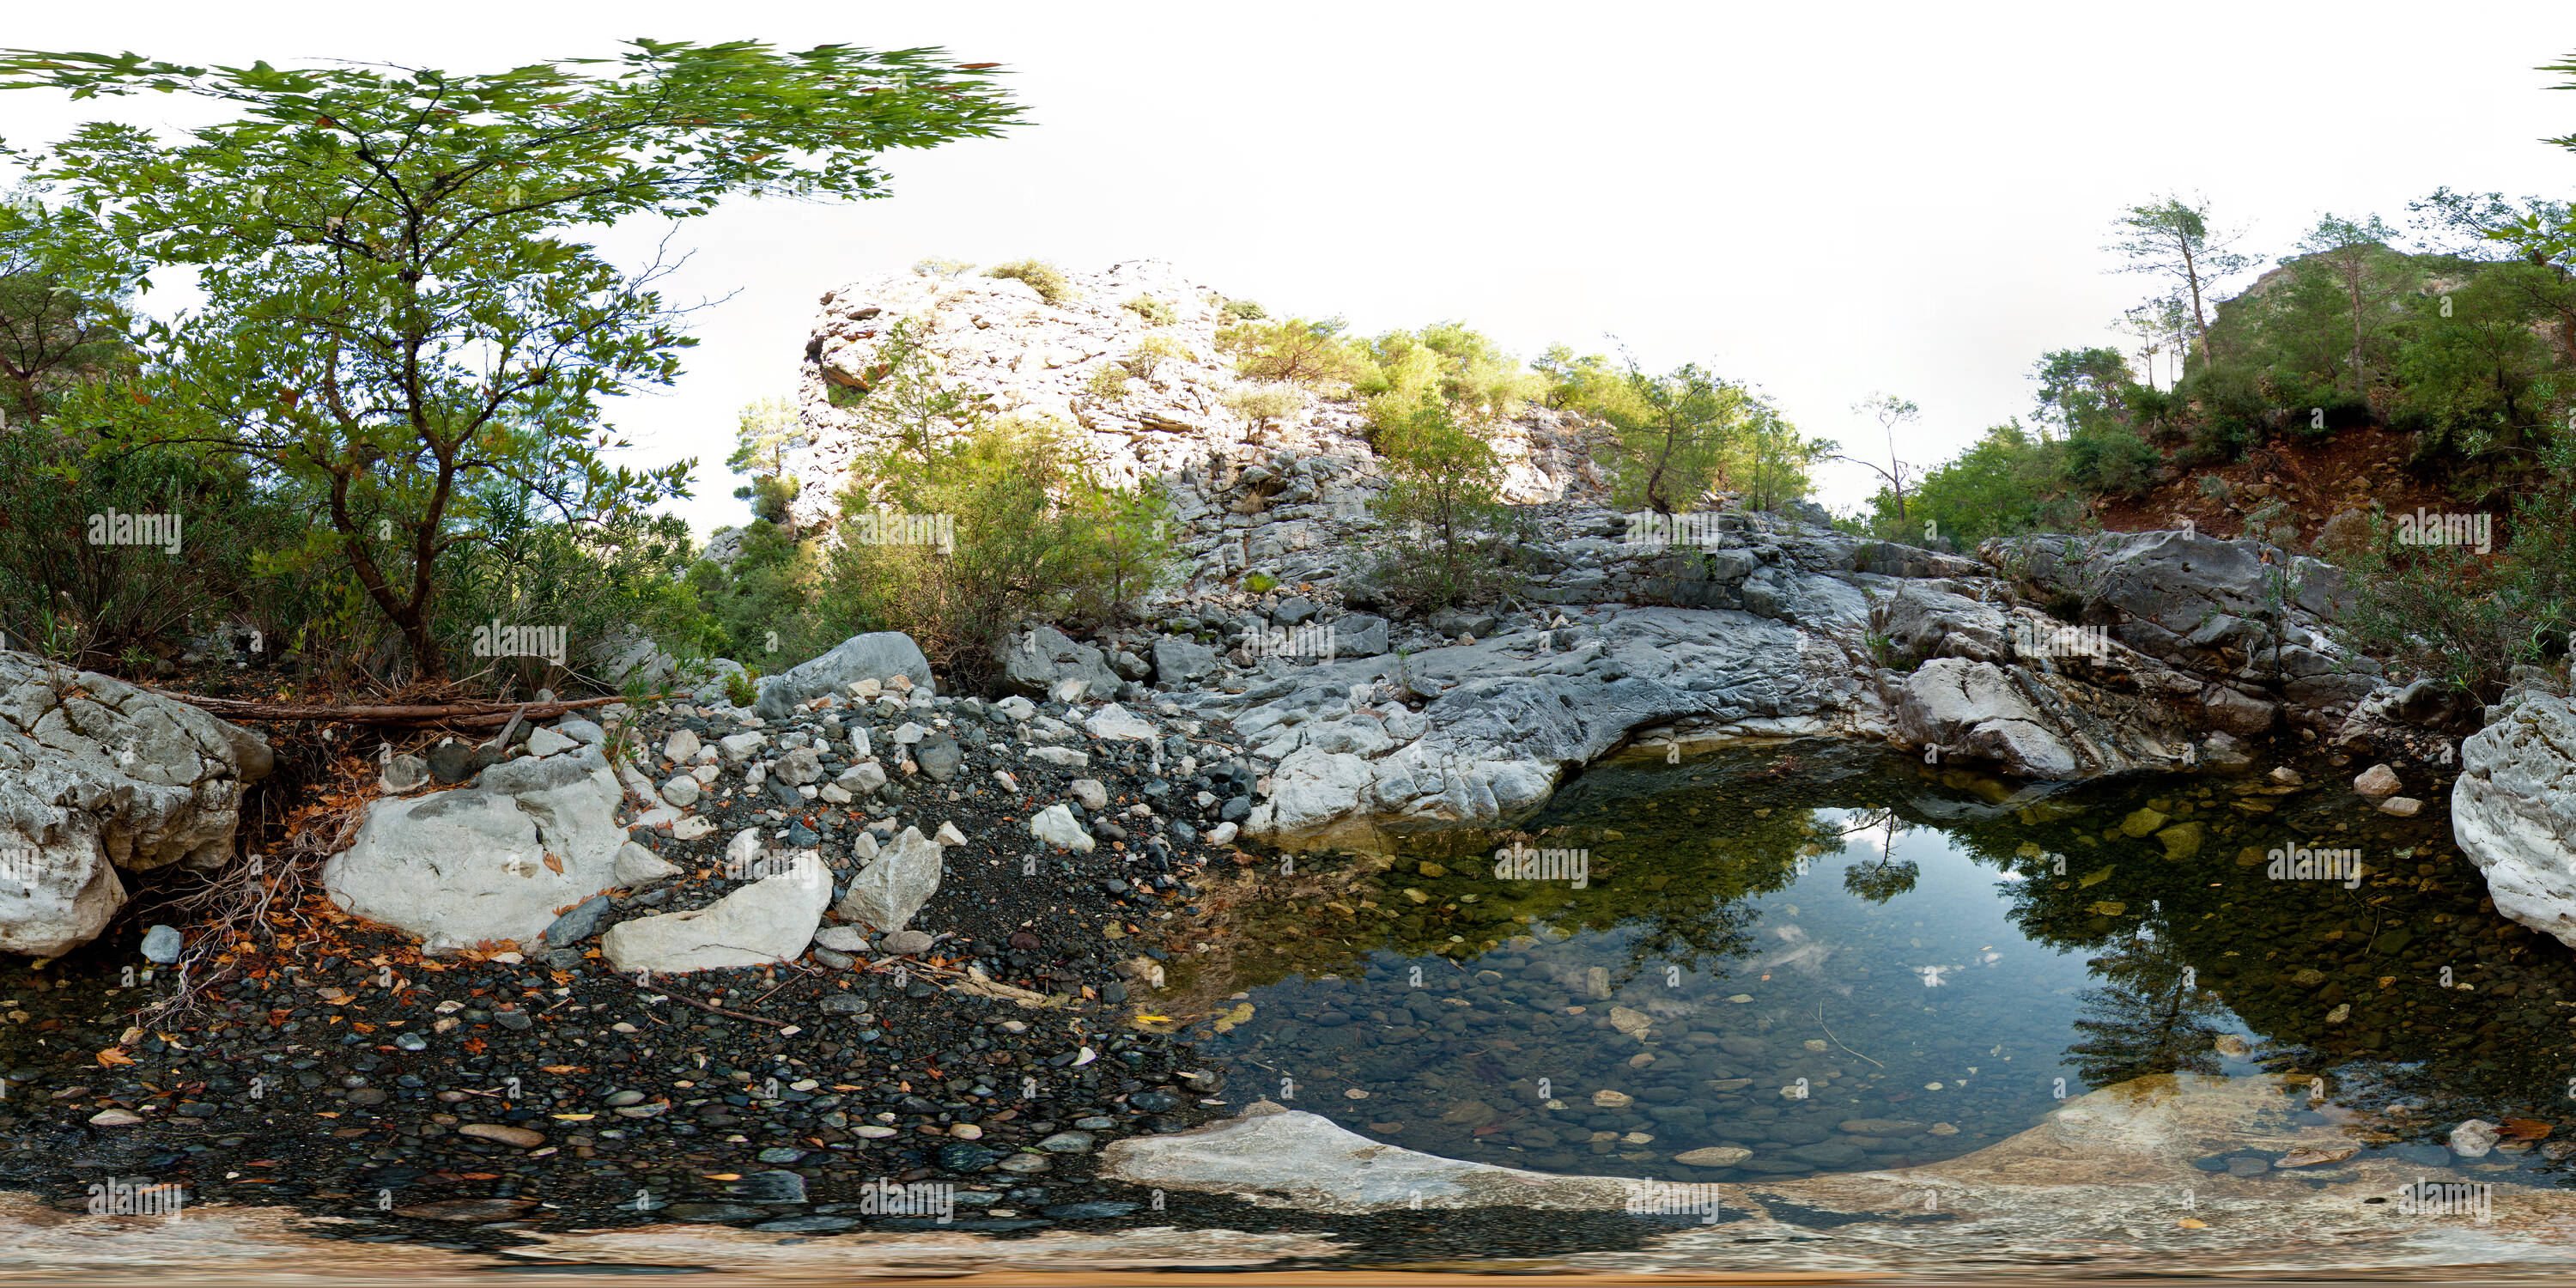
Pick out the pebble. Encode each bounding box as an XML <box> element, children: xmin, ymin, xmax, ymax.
<box><xmin>459</xmin><ymin>1123</ymin><xmax>546</xmax><ymax>1148</ymax></box>
<box><xmin>140</xmin><ymin>925</ymin><xmax>183</xmax><ymax>964</ymax></box>
<box><xmin>1037</xmin><ymin>1131</ymin><xmax>1096</xmax><ymax>1153</ymax></box>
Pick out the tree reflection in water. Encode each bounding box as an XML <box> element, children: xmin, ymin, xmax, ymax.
<box><xmin>2065</xmin><ymin>929</ymin><xmax>2229</xmax><ymax>1084</ymax></box>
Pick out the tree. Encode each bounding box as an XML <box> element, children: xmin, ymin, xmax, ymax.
<box><xmin>2107</xmin><ymin>195</ymin><xmax>2251</xmax><ymax>374</ymax></box>
<box><xmin>2289</xmin><ymin>214</ymin><xmax>2406</xmax><ymax>398</ymax></box>
<box><xmin>1839</xmin><ymin>392</ymin><xmax>1920</xmax><ymax>522</ymax></box>
<box><xmin>1367</xmin><ymin>392</ymin><xmax>1516</xmax><ymax>611</ymax></box>
<box><xmin>1587</xmin><ymin>360</ymin><xmax>1752</xmax><ymax>513</ymax></box>
<box><xmin>2409</xmin><ymin>188</ymin><xmax>2576</xmax><ymax>368</ymax></box>
<box><xmin>0</xmin><ymin>40</ymin><xmax>1019</xmax><ymax>679</ymax></box>
<box><xmin>1737</xmin><ymin>401</ymin><xmax>1832</xmax><ymax>515</ymax></box>
<box><xmin>2031</xmin><ymin>348</ymin><xmax>2134</xmax><ymax>438</ymax></box>
<box><xmin>2117</xmin><ymin>294</ymin><xmax>2189</xmax><ymax>391</ymax></box>
<box><xmin>727</xmin><ymin>395</ymin><xmax>808</xmax><ymax>532</ymax></box>
<box><xmin>0</xmin><ymin>191</ymin><xmax>132</xmax><ymax>427</ymax></box>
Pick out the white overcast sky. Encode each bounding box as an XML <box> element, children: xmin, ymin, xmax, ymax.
<box><xmin>4</xmin><ymin>1</ymin><xmax>2573</xmax><ymax>538</ymax></box>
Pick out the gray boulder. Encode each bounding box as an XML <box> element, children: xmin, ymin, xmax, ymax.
<box><xmin>322</xmin><ymin>745</ymin><xmax>627</xmax><ymax>951</ymax></box>
<box><xmin>999</xmin><ymin>626</ymin><xmax>1121</xmax><ymax>701</ymax></box>
<box><xmin>0</xmin><ymin>653</ymin><xmax>271</xmax><ymax>957</ymax></box>
<box><xmin>1152</xmin><ymin>637</ymin><xmax>1221</xmax><ymax>684</ymax></box>
<box><xmin>834</xmin><ymin>826</ymin><xmax>944</xmax><ymax>933</ymax></box>
<box><xmin>756</xmin><ymin>632</ymin><xmax>934</xmax><ymax>718</ymax></box>
<box><xmin>1895</xmin><ymin>658</ymin><xmax>2188</xmax><ymax>781</ymax></box>
<box><xmin>1332</xmin><ymin>614</ymin><xmax>1390</xmax><ymax>658</ymax></box>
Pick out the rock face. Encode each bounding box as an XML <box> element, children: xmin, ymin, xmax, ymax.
<box><xmin>601</xmin><ymin>854</ymin><xmax>832</xmax><ymax>975</ymax></box>
<box><xmin>0</xmin><ymin>653</ymin><xmax>273</xmax><ymax>956</ymax></box>
<box><xmin>754</xmin><ymin>632</ymin><xmax>934</xmax><ymax>719</ymax></box>
<box><xmin>834</xmin><ymin>825</ymin><xmax>944</xmax><ymax>933</ymax></box>
<box><xmin>1895</xmin><ymin>658</ymin><xmax>2190</xmax><ymax>780</ymax></box>
<box><xmin>322</xmin><ymin>744</ymin><xmax>628</xmax><ymax>951</ymax></box>
<box><xmin>2456</xmin><ymin>687</ymin><xmax>2576</xmax><ymax>948</ymax></box>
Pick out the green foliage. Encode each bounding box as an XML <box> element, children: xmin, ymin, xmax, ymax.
<box><xmin>912</xmin><ymin>257</ymin><xmax>975</xmax><ymax>279</ymax></box>
<box><xmin>2341</xmin><ymin>441</ymin><xmax>2576</xmax><ymax>702</ymax></box>
<box><xmin>1364</xmin><ymin>393</ymin><xmax>1521</xmax><ymax>611</ymax></box>
<box><xmin>1219</xmin><ymin>298</ymin><xmax>1267</xmax><ymax>321</ymax></box>
<box><xmin>1577</xmin><ymin>361</ymin><xmax>1751</xmax><ymax>513</ymax></box>
<box><xmin>1533</xmin><ymin>344</ymin><xmax>1619</xmax><ymax>410</ymax></box>
<box><xmin>0</xmin><ymin>39</ymin><xmax>1018</xmax><ymax>680</ymax></box>
<box><xmin>1243</xmin><ymin>572</ymin><xmax>1278</xmax><ymax>594</ymax></box>
<box><xmin>1119</xmin><ymin>334</ymin><xmax>1190</xmax><ymax>383</ymax></box>
<box><xmin>725</xmin><ymin>665</ymin><xmax>760</xmax><ymax>710</ymax></box>
<box><xmin>1868</xmin><ymin>420</ymin><xmax>2088</xmax><ymax>547</ymax></box>
<box><xmin>1223</xmin><ymin>382</ymin><xmax>1305</xmax><ymax>431</ymax></box>
<box><xmin>811</xmin><ymin>414</ymin><xmax>1175</xmax><ymax>693</ymax></box>
<box><xmin>984</xmin><ymin>258</ymin><xmax>1074</xmax><ymax>307</ymax></box>
<box><xmin>2031</xmin><ymin>349</ymin><xmax>2136</xmax><ymax>438</ymax></box>
<box><xmin>1215</xmin><ymin>315</ymin><xmax>1361</xmax><ymax>388</ymax></box>
<box><xmin>2063</xmin><ymin>426</ymin><xmax>2162</xmax><ymax>496</ymax></box>
<box><xmin>685</xmin><ymin>519</ymin><xmax>811</xmax><ymax>663</ymax></box>
<box><xmin>1739</xmin><ymin>404</ymin><xmax>1834</xmax><ymax>513</ymax></box>
<box><xmin>1352</xmin><ymin>321</ymin><xmax>1539</xmax><ymax>440</ymax></box>
<box><xmin>0</xmin><ymin>191</ymin><xmax>133</xmax><ymax>426</ymax></box>
<box><xmin>1084</xmin><ymin>364</ymin><xmax>1132</xmax><ymax>402</ymax></box>
<box><xmin>1121</xmin><ymin>295</ymin><xmax>1178</xmax><ymax>325</ymax></box>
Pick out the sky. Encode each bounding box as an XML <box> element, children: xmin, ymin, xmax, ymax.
<box><xmin>3</xmin><ymin>1</ymin><xmax>2573</xmax><ymax>538</ymax></box>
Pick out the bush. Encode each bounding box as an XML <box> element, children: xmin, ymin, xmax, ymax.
<box><xmin>683</xmin><ymin>519</ymin><xmax>813</xmax><ymax>665</ymax></box>
<box><xmin>1868</xmin><ymin>420</ymin><xmax>2086</xmax><ymax>546</ymax></box>
<box><xmin>1220</xmin><ymin>298</ymin><xmax>1267</xmax><ymax>321</ymax></box>
<box><xmin>1363</xmin><ymin>393</ymin><xmax>1524</xmax><ymax>611</ymax></box>
<box><xmin>913</xmin><ymin>257</ymin><xmax>975</xmax><ymax>279</ymax></box>
<box><xmin>1122</xmin><ymin>295</ymin><xmax>1179</xmax><ymax>325</ymax></box>
<box><xmin>1120</xmin><ymin>334</ymin><xmax>1191</xmax><ymax>383</ymax></box>
<box><xmin>2063</xmin><ymin>426</ymin><xmax>2162</xmax><ymax>496</ymax></box>
<box><xmin>984</xmin><ymin>259</ymin><xmax>1075</xmax><ymax>307</ymax></box>
<box><xmin>1224</xmin><ymin>383</ymin><xmax>1306</xmax><ymax>432</ymax></box>
<box><xmin>810</xmin><ymin>411</ymin><xmax>1177</xmax><ymax>695</ymax></box>
<box><xmin>1084</xmin><ymin>365</ymin><xmax>1133</xmax><ymax>402</ymax></box>
<box><xmin>2340</xmin><ymin>447</ymin><xmax>2576</xmax><ymax>702</ymax></box>
<box><xmin>1216</xmin><ymin>316</ymin><xmax>1363</xmax><ymax>388</ymax></box>
<box><xmin>1352</xmin><ymin>321</ymin><xmax>1540</xmax><ymax>440</ymax></box>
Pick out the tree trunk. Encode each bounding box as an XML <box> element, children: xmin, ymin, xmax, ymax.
<box><xmin>2180</xmin><ymin>240</ymin><xmax>2214</xmax><ymax>374</ymax></box>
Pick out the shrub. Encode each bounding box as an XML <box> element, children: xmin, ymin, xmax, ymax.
<box><xmin>1085</xmin><ymin>365</ymin><xmax>1133</xmax><ymax>402</ymax></box>
<box><xmin>913</xmin><ymin>257</ymin><xmax>975</xmax><ymax>279</ymax></box>
<box><xmin>1353</xmin><ymin>321</ymin><xmax>1540</xmax><ymax>440</ymax></box>
<box><xmin>1867</xmin><ymin>420</ymin><xmax>2083</xmax><ymax>547</ymax></box>
<box><xmin>1216</xmin><ymin>316</ymin><xmax>1363</xmax><ymax>388</ymax></box>
<box><xmin>1120</xmin><ymin>334</ymin><xmax>1192</xmax><ymax>384</ymax></box>
<box><xmin>1363</xmin><ymin>393</ymin><xmax>1524</xmax><ymax>611</ymax></box>
<box><xmin>985</xmin><ymin>258</ymin><xmax>1075</xmax><ymax>307</ymax></box>
<box><xmin>811</xmin><ymin>413</ymin><xmax>1177</xmax><ymax>695</ymax></box>
<box><xmin>1122</xmin><ymin>295</ymin><xmax>1179</xmax><ymax>325</ymax></box>
<box><xmin>1244</xmin><ymin>572</ymin><xmax>1278</xmax><ymax>594</ymax></box>
<box><xmin>2338</xmin><ymin>453</ymin><xmax>2576</xmax><ymax>703</ymax></box>
<box><xmin>2063</xmin><ymin>426</ymin><xmax>2161</xmax><ymax>496</ymax></box>
<box><xmin>1224</xmin><ymin>383</ymin><xmax>1306</xmax><ymax>432</ymax></box>
<box><xmin>725</xmin><ymin>666</ymin><xmax>761</xmax><ymax>710</ymax></box>
<box><xmin>1220</xmin><ymin>298</ymin><xmax>1267</xmax><ymax>321</ymax></box>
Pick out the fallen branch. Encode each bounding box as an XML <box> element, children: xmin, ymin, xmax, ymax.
<box><xmin>161</xmin><ymin>692</ymin><xmax>651</xmax><ymax>727</ymax></box>
<box><xmin>617</xmin><ymin>972</ymin><xmax>793</xmax><ymax>1029</ymax></box>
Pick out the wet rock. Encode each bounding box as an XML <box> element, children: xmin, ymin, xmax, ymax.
<box><xmin>2118</xmin><ymin>807</ymin><xmax>2167</xmax><ymax>838</ymax></box>
<box><xmin>2451</xmin><ymin>1119</ymin><xmax>2500</xmax><ymax>1158</ymax></box>
<box><xmin>2378</xmin><ymin>796</ymin><xmax>2422</xmax><ymax>817</ymax></box>
<box><xmin>1673</xmin><ymin>1146</ymin><xmax>1751</xmax><ymax>1167</ymax></box>
<box><xmin>2155</xmin><ymin>822</ymin><xmax>2202</xmax><ymax>860</ymax></box>
<box><xmin>459</xmin><ymin>1123</ymin><xmax>545</xmax><ymax>1148</ymax></box>
<box><xmin>2353</xmin><ymin>763</ymin><xmax>2401</xmax><ymax>798</ymax></box>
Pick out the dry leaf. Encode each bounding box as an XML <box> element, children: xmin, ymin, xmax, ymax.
<box><xmin>2501</xmin><ymin>1118</ymin><xmax>2554</xmax><ymax>1140</ymax></box>
<box><xmin>94</xmin><ymin>1047</ymin><xmax>136</xmax><ymax>1067</ymax></box>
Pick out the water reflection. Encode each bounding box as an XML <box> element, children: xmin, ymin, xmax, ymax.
<box><xmin>1191</xmin><ymin>740</ymin><xmax>2576</xmax><ymax>1184</ymax></box>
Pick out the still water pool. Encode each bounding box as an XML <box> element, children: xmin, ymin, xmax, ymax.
<box><xmin>1195</xmin><ymin>740</ymin><xmax>2576</xmax><ymax>1186</ymax></box>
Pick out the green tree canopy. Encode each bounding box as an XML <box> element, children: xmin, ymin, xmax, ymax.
<box><xmin>0</xmin><ymin>39</ymin><xmax>1019</xmax><ymax>677</ymax></box>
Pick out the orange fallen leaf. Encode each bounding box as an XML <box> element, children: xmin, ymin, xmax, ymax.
<box><xmin>94</xmin><ymin>1047</ymin><xmax>136</xmax><ymax>1067</ymax></box>
<box><xmin>701</xmin><ymin>1172</ymin><xmax>741</xmax><ymax>1181</ymax></box>
<box><xmin>2501</xmin><ymin>1118</ymin><xmax>2554</xmax><ymax>1140</ymax></box>
<box><xmin>2177</xmin><ymin>1218</ymin><xmax>2208</xmax><ymax>1229</ymax></box>
<box><xmin>542</xmin><ymin>853</ymin><xmax>563</xmax><ymax>874</ymax></box>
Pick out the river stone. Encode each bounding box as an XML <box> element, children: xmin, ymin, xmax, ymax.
<box><xmin>613</xmin><ymin>841</ymin><xmax>680</xmax><ymax>887</ymax></box>
<box><xmin>2354</xmin><ymin>763</ymin><xmax>2401</xmax><ymax>798</ymax></box>
<box><xmin>1085</xmin><ymin>703</ymin><xmax>1157</xmax><ymax>741</ymax></box>
<box><xmin>999</xmin><ymin>625</ymin><xmax>1121</xmax><ymax>701</ymax></box>
<box><xmin>663</xmin><ymin>729</ymin><xmax>702</xmax><ymax>763</ymax></box>
<box><xmin>602</xmin><ymin>854</ymin><xmax>831</xmax><ymax>974</ymax></box>
<box><xmin>542</xmin><ymin>894</ymin><xmax>614</xmax><ymax>947</ymax></box>
<box><xmin>140</xmin><ymin>923</ymin><xmax>183</xmax><ymax>963</ymax></box>
<box><xmin>834</xmin><ymin>826</ymin><xmax>944</xmax><ymax>933</ymax></box>
<box><xmin>1151</xmin><ymin>638</ymin><xmax>1219</xmax><ymax>684</ymax></box>
<box><xmin>1030</xmin><ymin>804</ymin><xmax>1096</xmax><ymax>852</ymax></box>
<box><xmin>459</xmin><ymin>1123</ymin><xmax>545</xmax><ymax>1148</ymax></box>
<box><xmin>1673</xmin><ymin>1146</ymin><xmax>1752</xmax><ymax>1168</ymax></box>
<box><xmin>1839</xmin><ymin>1119</ymin><xmax>1927</xmax><ymax>1136</ymax></box>
<box><xmin>915</xmin><ymin>732</ymin><xmax>963</xmax><ymax>782</ymax></box>
<box><xmin>2156</xmin><ymin>822</ymin><xmax>2202</xmax><ymax>860</ymax></box>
